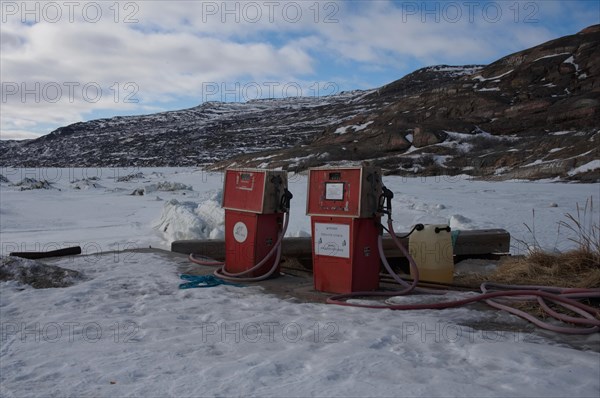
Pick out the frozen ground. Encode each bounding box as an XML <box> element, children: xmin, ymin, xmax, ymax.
<box><xmin>1</xmin><ymin>167</ymin><xmax>598</xmax><ymax>256</ymax></box>
<box><xmin>1</xmin><ymin>167</ymin><xmax>599</xmax><ymax>397</ymax></box>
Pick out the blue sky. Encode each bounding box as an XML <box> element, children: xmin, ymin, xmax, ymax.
<box><xmin>1</xmin><ymin>0</ymin><xmax>599</xmax><ymax>140</ymax></box>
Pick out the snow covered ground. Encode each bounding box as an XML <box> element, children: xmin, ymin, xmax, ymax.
<box><xmin>1</xmin><ymin>168</ymin><xmax>599</xmax><ymax>397</ymax></box>
<box><xmin>0</xmin><ymin>167</ymin><xmax>598</xmax><ymax>256</ymax></box>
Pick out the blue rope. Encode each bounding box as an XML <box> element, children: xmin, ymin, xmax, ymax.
<box><xmin>178</xmin><ymin>274</ymin><xmax>244</xmax><ymax>289</ymax></box>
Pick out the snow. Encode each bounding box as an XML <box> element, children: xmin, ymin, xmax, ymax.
<box><xmin>550</xmin><ymin>130</ymin><xmax>575</xmax><ymax>136</ymax></box>
<box><xmin>251</xmin><ymin>154</ymin><xmax>277</xmax><ymax>162</ymax></box>
<box><xmin>287</xmin><ymin>154</ymin><xmax>316</xmax><ymax>168</ymax></box>
<box><xmin>532</xmin><ymin>52</ymin><xmax>571</xmax><ymax>62</ymax></box>
<box><xmin>517</xmin><ymin>149</ymin><xmax>596</xmax><ymax>171</ymax></box>
<box><xmin>1</xmin><ymin>167</ymin><xmax>598</xmax><ymax>257</ymax></box>
<box><xmin>424</xmin><ymin>65</ymin><xmax>484</xmax><ymax>77</ymax></box>
<box><xmin>476</xmin><ymin>87</ymin><xmax>500</xmax><ymax>92</ymax></box>
<box><xmin>1</xmin><ymin>168</ymin><xmax>599</xmax><ymax>397</ymax></box>
<box><xmin>334</xmin><ymin>121</ymin><xmax>374</xmax><ymax>135</ymax></box>
<box><xmin>431</xmin><ymin>155</ymin><xmax>451</xmax><ymax>166</ymax></box>
<box><xmin>2</xmin><ymin>251</ymin><xmax>598</xmax><ymax>397</ymax></box>
<box><xmin>568</xmin><ymin>160</ymin><xmax>600</xmax><ymax>176</ymax></box>
<box><xmin>154</xmin><ymin>197</ymin><xmax>224</xmax><ymax>241</ymax></box>
<box><xmin>472</xmin><ymin>69</ymin><xmax>513</xmax><ymax>82</ymax></box>
<box><xmin>444</xmin><ymin>130</ymin><xmax>519</xmax><ymax>142</ymax></box>
<box><xmin>522</xmin><ymin>159</ymin><xmax>545</xmax><ymax>168</ymax></box>
<box><xmin>563</xmin><ymin>56</ymin><xmax>581</xmax><ymax>73</ymax></box>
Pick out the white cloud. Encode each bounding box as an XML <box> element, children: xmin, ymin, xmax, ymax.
<box><xmin>311</xmin><ymin>1</ymin><xmax>560</xmax><ymax>67</ymax></box>
<box><xmin>0</xmin><ymin>129</ymin><xmax>43</xmax><ymax>140</ymax></box>
<box><xmin>1</xmin><ymin>5</ymin><xmax>316</xmax><ymax>139</ymax></box>
<box><xmin>0</xmin><ymin>0</ymin><xmax>594</xmax><ymax>140</ymax></box>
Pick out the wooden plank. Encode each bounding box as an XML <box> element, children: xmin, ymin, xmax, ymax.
<box><xmin>171</xmin><ymin>229</ymin><xmax>510</xmax><ymax>259</ymax></box>
<box><xmin>453</xmin><ymin>229</ymin><xmax>511</xmax><ymax>255</ymax></box>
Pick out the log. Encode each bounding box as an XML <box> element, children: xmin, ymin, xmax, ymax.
<box><xmin>171</xmin><ymin>229</ymin><xmax>510</xmax><ymax>260</ymax></box>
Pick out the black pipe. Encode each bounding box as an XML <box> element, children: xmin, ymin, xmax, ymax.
<box><xmin>9</xmin><ymin>246</ymin><xmax>82</xmax><ymax>259</ymax></box>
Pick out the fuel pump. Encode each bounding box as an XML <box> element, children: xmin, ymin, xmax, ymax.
<box><xmin>306</xmin><ymin>166</ymin><xmax>382</xmax><ymax>294</ymax></box>
<box><xmin>191</xmin><ymin>168</ymin><xmax>292</xmax><ymax>282</ymax></box>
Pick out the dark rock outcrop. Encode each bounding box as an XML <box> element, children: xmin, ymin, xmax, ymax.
<box><xmin>0</xmin><ymin>256</ymin><xmax>82</xmax><ymax>288</ymax></box>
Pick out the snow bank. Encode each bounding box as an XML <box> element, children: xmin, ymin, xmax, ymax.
<box><xmin>449</xmin><ymin>214</ymin><xmax>474</xmax><ymax>230</ymax></box>
<box><xmin>131</xmin><ymin>181</ymin><xmax>193</xmax><ymax>195</ymax></box>
<box><xmin>154</xmin><ymin>192</ymin><xmax>224</xmax><ymax>242</ymax></box>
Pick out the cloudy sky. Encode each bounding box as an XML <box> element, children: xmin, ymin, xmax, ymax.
<box><xmin>1</xmin><ymin>0</ymin><xmax>598</xmax><ymax>140</ymax></box>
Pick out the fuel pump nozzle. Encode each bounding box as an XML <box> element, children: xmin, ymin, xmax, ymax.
<box><xmin>280</xmin><ymin>189</ymin><xmax>293</xmax><ymax>213</ymax></box>
<box><xmin>270</xmin><ymin>174</ymin><xmax>293</xmax><ymax>213</ymax></box>
<box><xmin>378</xmin><ymin>186</ymin><xmax>394</xmax><ymax>216</ymax></box>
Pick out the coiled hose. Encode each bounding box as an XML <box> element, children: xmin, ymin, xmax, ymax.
<box><xmin>327</xmin><ymin>217</ymin><xmax>600</xmax><ymax>335</ymax></box>
<box><xmin>188</xmin><ymin>211</ymin><xmax>290</xmax><ymax>282</ymax></box>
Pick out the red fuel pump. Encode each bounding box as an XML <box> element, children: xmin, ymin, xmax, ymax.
<box><xmin>212</xmin><ymin>168</ymin><xmax>292</xmax><ymax>281</ymax></box>
<box><xmin>306</xmin><ymin>166</ymin><xmax>383</xmax><ymax>293</ymax></box>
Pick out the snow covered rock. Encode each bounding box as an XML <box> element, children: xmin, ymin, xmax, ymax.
<box><xmin>0</xmin><ymin>256</ymin><xmax>82</xmax><ymax>288</ymax></box>
<box><xmin>131</xmin><ymin>181</ymin><xmax>193</xmax><ymax>196</ymax></box>
<box><xmin>116</xmin><ymin>172</ymin><xmax>144</xmax><ymax>182</ymax></box>
<box><xmin>12</xmin><ymin>178</ymin><xmax>54</xmax><ymax>191</ymax></box>
<box><xmin>70</xmin><ymin>178</ymin><xmax>104</xmax><ymax>190</ymax></box>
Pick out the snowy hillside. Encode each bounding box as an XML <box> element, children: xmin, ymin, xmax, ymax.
<box><xmin>0</xmin><ymin>91</ymin><xmax>379</xmax><ymax>168</ymax></box>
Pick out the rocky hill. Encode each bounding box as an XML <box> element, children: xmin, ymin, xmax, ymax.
<box><xmin>0</xmin><ymin>94</ymin><xmax>379</xmax><ymax>168</ymax></box>
<box><xmin>1</xmin><ymin>25</ymin><xmax>599</xmax><ymax>181</ymax></box>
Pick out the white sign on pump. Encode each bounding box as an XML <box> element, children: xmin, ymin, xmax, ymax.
<box><xmin>314</xmin><ymin>223</ymin><xmax>350</xmax><ymax>258</ymax></box>
<box><xmin>233</xmin><ymin>221</ymin><xmax>248</xmax><ymax>243</ymax></box>
<box><xmin>325</xmin><ymin>182</ymin><xmax>344</xmax><ymax>200</ymax></box>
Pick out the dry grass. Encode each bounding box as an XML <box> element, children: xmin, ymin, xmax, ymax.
<box><xmin>558</xmin><ymin>197</ymin><xmax>600</xmax><ymax>255</ymax></box>
<box><xmin>457</xmin><ymin>197</ymin><xmax>600</xmax><ymax>289</ymax></box>
<box><xmin>456</xmin><ymin>244</ymin><xmax>600</xmax><ymax>289</ymax></box>
<box><xmin>489</xmin><ymin>249</ymin><xmax>600</xmax><ymax>288</ymax></box>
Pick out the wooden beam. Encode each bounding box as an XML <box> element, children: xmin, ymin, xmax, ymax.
<box><xmin>171</xmin><ymin>229</ymin><xmax>510</xmax><ymax>259</ymax></box>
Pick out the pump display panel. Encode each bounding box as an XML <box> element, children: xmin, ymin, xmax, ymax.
<box><xmin>306</xmin><ymin>166</ymin><xmax>382</xmax><ymax>218</ymax></box>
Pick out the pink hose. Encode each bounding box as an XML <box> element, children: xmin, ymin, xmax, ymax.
<box><xmin>213</xmin><ymin>211</ymin><xmax>288</xmax><ymax>282</ymax></box>
<box><xmin>188</xmin><ymin>212</ymin><xmax>289</xmax><ymax>282</ymax></box>
<box><xmin>189</xmin><ymin>254</ymin><xmax>224</xmax><ymax>266</ymax></box>
<box><xmin>327</xmin><ymin>218</ymin><xmax>600</xmax><ymax>335</ymax></box>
